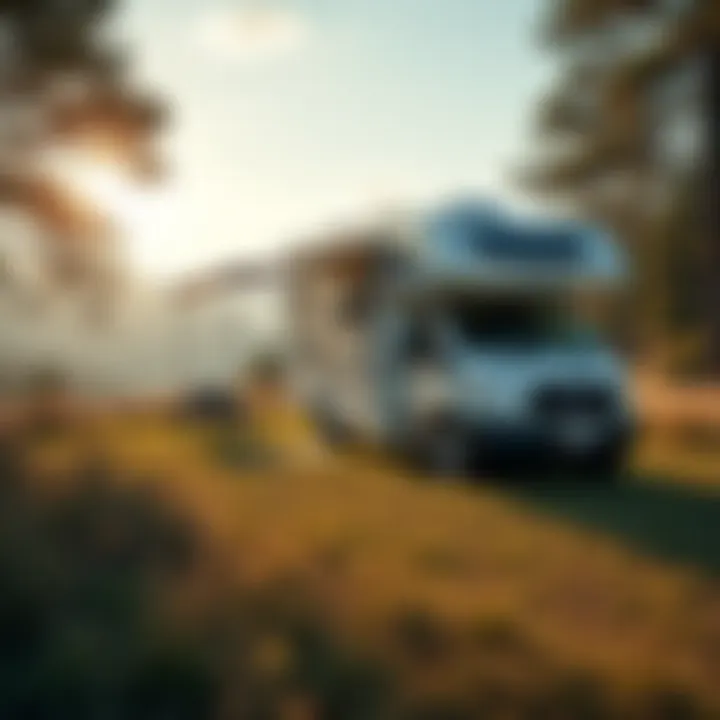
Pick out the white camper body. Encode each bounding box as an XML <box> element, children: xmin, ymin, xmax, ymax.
<box><xmin>288</xmin><ymin>200</ymin><xmax>634</xmax><ymax>475</ymax></box>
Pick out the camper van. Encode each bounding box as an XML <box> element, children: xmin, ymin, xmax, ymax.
<box><xmin>288</xmin><ymin>200</ymin><xmax>634</xmax><ymax>476</ymax></box>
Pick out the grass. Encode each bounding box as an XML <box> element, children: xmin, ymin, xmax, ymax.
<box><xmin>3</xmin><ymin>398</ymin><xmax>720</xmax><ymax>718</ymax></box>
<box><xmin>635</xmin><ymin>372</ymin><xmax>720</xmax><ymax>487</ymax></box>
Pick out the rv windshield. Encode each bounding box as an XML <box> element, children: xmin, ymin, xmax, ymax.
<box><xmin>449</xmin><ymin>297</ymin><xmax>592</xmax><ymax>349</ymax></box>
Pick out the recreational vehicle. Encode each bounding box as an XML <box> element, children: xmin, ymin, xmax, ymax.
<box><xmin>288</xmin><ymin>200</ymin><xmax>634</xmax><ymax>476</ymax></box>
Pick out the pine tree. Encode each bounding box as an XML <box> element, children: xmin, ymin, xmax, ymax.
<box><xmin>528</xmin><ymin>0</ymin><xmax>719</xmax><ymax>375</ymax></box>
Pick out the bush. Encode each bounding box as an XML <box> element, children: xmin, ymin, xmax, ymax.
<box><xmin>0</xmin><ymin>439</ymin><xmax>215</xmax><ymax>718</ymax></box>
<box><xmin>0</xmin><ymin>436</ymin><xmax>393</xmax><ymax>719</ymax></box>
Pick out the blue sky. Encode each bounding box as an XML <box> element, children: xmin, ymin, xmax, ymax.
<box><xmin>118</xmin><ymin>0</ymin><xmax>551</xmax><ymax>277</ymax></box>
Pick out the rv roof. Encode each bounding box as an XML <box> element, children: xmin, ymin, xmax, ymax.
<box><xmin>414</xmin><ymin>200</ymin><xmax>627</xmax><ymax>288</ymax></box>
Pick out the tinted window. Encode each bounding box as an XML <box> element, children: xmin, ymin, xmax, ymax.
<box><xmin>475</xmin><ymin>225</ymin><xmax>581</xmax><ymax>264</ymax></box>
<box><xmin>450</xmin><ymin>299</ymin><xmax>590</xmax><ymax>347</ymax></box>
<box><xmin>404</xmin><ymin>318</ymin><xmax>437</xmax><ymax>361</ymax></box>
<box><xmin>436</xmin><ymin>208</ymin><xmax>582</xmax><ymax>264</ymax></box>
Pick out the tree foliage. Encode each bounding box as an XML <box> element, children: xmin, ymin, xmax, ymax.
<box><xmin>530</xmin><ymin>0</ymin><xmax>717</xmax><ymax>373</ymax></box>
<box><xmin>0</xmin><ymin>0</ymin><xmax>166</xmax><ymax>294</ymax></box>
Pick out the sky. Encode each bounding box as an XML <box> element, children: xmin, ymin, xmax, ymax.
<box><xmin>115</xmin><ymin>0</ymin><xmax>552</xmax><ymax>279</ymax></box>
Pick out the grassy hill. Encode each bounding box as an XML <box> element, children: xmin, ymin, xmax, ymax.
<box><xmin>2</xmin><ymin>398</ymin><xmax>716</xmax><ymax>719</ymax></box>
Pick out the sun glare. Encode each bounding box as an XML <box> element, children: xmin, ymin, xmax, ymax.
<box><xmin>64</xmin><ymin>162</ymin><xmax>155</xmax><ymax>231</ymax></box>
<box><xmin>48</xmin><ymin>154</ymin><xmax>175</xmax><ymax>276</ymax></box>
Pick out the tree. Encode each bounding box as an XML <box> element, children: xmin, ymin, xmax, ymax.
<box><xmin>0</xmin><ymin>0</ymin><xmax>166</xmax><ymax>317</ymax></box>
<box><xmin>527</xmin><ymin>0</ymin><xmax>719</xmax><ymax>375</ymax></box>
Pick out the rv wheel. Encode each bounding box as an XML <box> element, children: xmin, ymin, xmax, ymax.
<box><xmin>312</xmin><ymin>403</ymin><xmax>352</xmax><ymax>450</ymax></box>
<box><xmin>582</xmin><ymin>445</ymin><xmax>627</xmax><ymax>483</ymax></box>
<box><xmin>409</xmin><ymin>416</ymin><xmax>470</xmax><ymax>478</ymax></box>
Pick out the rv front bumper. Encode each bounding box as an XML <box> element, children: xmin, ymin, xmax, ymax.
<box><xmin>465</xmin><ymin>418</ymin><xmax>635</xmax><ymax>473</ymax></box>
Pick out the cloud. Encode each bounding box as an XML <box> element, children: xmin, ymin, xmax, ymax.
<box><xmin>196</xmin><ymin>4</ymin><xmax>311</xmax><ymax>64</ymax></box>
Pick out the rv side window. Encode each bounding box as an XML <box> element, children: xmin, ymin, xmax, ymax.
<box><xmin>404</xmin><ymin>318</ymin><xmax>437</xmax><ymax>362</ymax></box>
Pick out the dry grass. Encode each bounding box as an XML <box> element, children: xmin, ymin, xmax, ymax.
<box><xmin>20</xmin><ymin>397</ymin><xmax>719</xmax><ymax>718</ymax></box>
<box><xmin>635</xmin><ymin>373</ymin><xmax>720</xmax><ymax>486</ymax></box>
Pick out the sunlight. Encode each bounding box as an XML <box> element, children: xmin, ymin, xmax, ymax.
<box><xmin>47</xmin><ymin>153</ymin><xmax>173</xmax><ymax>275</ymax></box>
<box><xmin>63</xmin><ymin>161</ymin><xmax>157</xmax><ymax>233</ymax></box>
